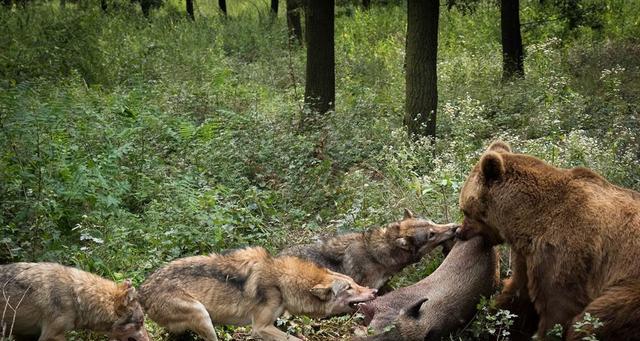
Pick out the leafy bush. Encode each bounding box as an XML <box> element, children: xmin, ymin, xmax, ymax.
<box><xmin>1</xmin><ymin>0</ymin><xmax>639</xmax><ymax>339</ymax></box>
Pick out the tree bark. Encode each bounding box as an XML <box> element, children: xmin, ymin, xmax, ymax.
<box><xmin>218</xmin><ymin>0</ymin><xmax>226</xmax><ymax>15</ymax></box>
<box><xmin>271</xmin><ymin>0</ymin><xmax>278</xmax><ymax>15</ymax></box>
<box><xmin>304</xmin><ymin>0</ymin><xmax>335</xmax><ymax>115</ymax></box>
<box><xmin>186</xmin><ymin>0</ymin><xmax>194</xmax><ymax>20</ymax></box>
<box><xmin>286</xmin><ymin>0</ymin><xmax>303</xmax><ymax>44</ymax></box>
<box><xmin>501</xmin><ymin>0</ymin><xmax>524</xmax><ymax>79</ymax></box>
<box><xmin>405</xmin><ymin>0</ymin><xmax>439</xmax><ymax>140</ymax></box>
<box><xmin>140</xmin><ymin>0</ymin><xmax>152</xmax><ymax>17</ymax></box>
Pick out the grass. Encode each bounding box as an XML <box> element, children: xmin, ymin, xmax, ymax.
<box><xmin>1</xmin><ymin>0</ymin><xmax>639</xmax><ymax>339</ymax></box>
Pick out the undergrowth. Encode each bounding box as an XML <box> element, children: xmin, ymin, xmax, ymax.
<box><xmin>1</xmin><ymin>0</ymin><xmax>639</xmax><ymax>339</ymax></box>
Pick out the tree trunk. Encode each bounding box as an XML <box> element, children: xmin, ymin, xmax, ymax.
<box><xmin>186</xmin><ymin>0</ymin><xmax>194</xmax><ymax>20</ymax></box>
<box><xmin>304</xmin><ymin>0</ymin><xmax>335</xmax><ymax>115</ymax></box>
<box><xmin>2</xmin><ymin>0</ymin><xmax>11</xmax><ymax>8</ymax></box>
<box><xmin>362</xmin><ymin>0</ymin><xmax>370</xmax><ymax>9</ymax></box>
<box><xmin>286</xmin><ymin>0</ymin><xmax>303</xmax><ymax>44</ymax></box>
<box><xmin>271</xmin><ymin>0</ymin><xmax>278</xmax><ymax>15</ymax></box>
<box><xmin>101</xmin><ymin>0</ymin><xmax>107</xmax><ymax>12</ymax></box>
<box><xmin>501</xmin><ymin>0</ymin><xmax>524</xmax><ymax>79</ymax></box>
<box><xmin>218</xmin><ymin>0</ymin><xmax>226</xmax><ymax>15</ymax></box>
<box><xmin>140</xmin><ymin>0</ymin><xmax>151</xmax><ymax>17</ymax></box>
<box><xmin>60</xmin><ymin>0</ymin><xmax>65</xmax><ymax>9</ymax></box>
<box><xmin>405</xmin><ymin>0</ymin><xmax>439</xmax><ymax>140</ymax></box>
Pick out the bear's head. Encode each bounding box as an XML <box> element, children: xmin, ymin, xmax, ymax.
<box><xmin>456</xmin><ymin>140</ymin><xmax>559</xmax><ymax>246</ymax></box>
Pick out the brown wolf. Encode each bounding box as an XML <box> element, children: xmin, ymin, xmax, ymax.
<box><xmin>0</xmin><ymin>262</ymin><xmax>149</xmax><ymax>341</ymax></box>
<box><xmin>278</xmin><ymin>209</ymin><xmax>459</xmax><ymax>290</ymax></box>
<box><xmin>139</xmin><ymin>246</ymin><xmax>377</xmax><ymax>341</ymax></box>
<box><xmin>358</xmin><ymin>236</ymin><xmax>499</xmax><ymax>340</ymax></box>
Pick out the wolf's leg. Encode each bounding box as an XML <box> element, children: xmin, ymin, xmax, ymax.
<box><xmin>251</xmin><ymin>302</ymin><xmax>298</xmax><ymax>341</ymax></box>
<box><xmin>37</xmin><ymin>318</ymin><xmax>69</xmax><ymax>341</ymax></box>
<box><xmin>159</xmin><ymin>298</ymin><xmax>218</xmax><ymax>341</ymax></box>
<box><xmin>565</xmin><ymin>281</ymin><xmax>640</xmax><ymax>341</ymax></box>
<box><xmin>167</xmin><ymin>331</ymin><xmax>199</xmax><ymax>341</ymax></box>
<box><xmin>14</xmin><ymin>336</ymin><xmax>39</xmax><ymax>341</ymax></box>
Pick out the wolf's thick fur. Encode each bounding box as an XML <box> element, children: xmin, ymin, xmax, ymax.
<box><xmin>279</xmin><ymin>209</ymin><xmax>458</xmax><ymax>289</ymax></box>
<box><xmin>0</xmin><ymin>262</ymin><xmax>148</xmax><ymax>341</ymax></box>
<box><xmin>139</xmin><ymin>246</ymin><xmax>377</xmax><ymax>341</ymax></box>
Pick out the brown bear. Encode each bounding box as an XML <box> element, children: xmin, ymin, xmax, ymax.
<box><xmin>456</xmin><ymin>140</ymin><xmax>640</xmax><ymax>341</ymax></box>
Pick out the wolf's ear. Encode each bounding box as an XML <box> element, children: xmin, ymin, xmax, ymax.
<box><xmin>480</xmin><ymin>151</ymin><xmax>505</xmax><ymax>183</ymax></box>
<box><xmin>121</xmin><ymin>279</ymin><xmax>137</xmax><ymax>305</ymax></box>
<box><xmin>310</xmin><ymin>284</ymin><xmax>332</xmax><ymax>300</ymax></box>
<box><xmin>487</xmin><ymin>140</ymin><xmax>511</xmax><ymax>153</ymax></box>
<box><xmin>403</xmin><ymin>208</ymin><xmax>415</xmax><ymax>220</ymax></box>
<box><xmin>330</xmin><ymin>279</ymin><xmax>350</xmax><ymax>296</ymax></box>
<box><xmin>394</xmin><ymin>237</ymin><xmax>411</xmax><ymax>250</ymax></box>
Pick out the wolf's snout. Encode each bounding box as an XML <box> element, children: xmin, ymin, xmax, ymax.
<box><xmin>451</xmin><ymin>224</ymin><xmax>461</xmax><ymax>234</ymax></box>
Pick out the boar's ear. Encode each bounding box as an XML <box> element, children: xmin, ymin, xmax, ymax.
<box><xmin>310</xmin><ymin>284</ymin><xmax>332</xmax><ymax>301</ymax></box>
<box><xmin>403</xmin><ymin>208</ymin><xmax>415</xmax><ymax>220</ymax></box>
<box><xmin>480</xmin><ymin>151</ymin><xmax>505</xmax><ymax>183</ymax></box>
<box><xmin>487</xmin><ymin>140</ymin><xmax>511</xmax><ymax>154</ymax></box>
<box><xmin>404</xmin><ymin>298</ymin><xmax>428</xmax><ymax>319</ymax></box>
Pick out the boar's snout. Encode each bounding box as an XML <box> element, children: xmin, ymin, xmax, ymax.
<box><xmin>359</xmin><ymin>302</ymin><xmax>376</xmax><ymax>325</ymax></box>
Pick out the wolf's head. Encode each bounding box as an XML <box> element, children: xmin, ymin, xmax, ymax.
<box><xmin>309</xmin><ymin>271</ymin><xmax>377</xmax><ymax>317</ymax></box>
<box><xmin>110</xmin><ymin>280</ymin><xmax>150</xmax><ymax>341</ymax></box>
<box><xmin>388</xmin><ymin>209</ymin><xmax>459</xmax><ymax>259</ymax></box>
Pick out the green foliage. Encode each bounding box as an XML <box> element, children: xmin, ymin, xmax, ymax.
<box><xmin>1</xmin><ymin>0</ymin><xmax>639</xmax><ymax>339</ymax></box>
<box><xmin>465</xmin><ymin>297</ymin><xmax>517</xmax><ymax>340</ymax></box>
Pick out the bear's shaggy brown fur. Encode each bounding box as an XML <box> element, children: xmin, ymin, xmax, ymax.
<box><xmin>456</xmin><ymin>141</ymin><xmax>640</xmax><ymax>341</ymax></box>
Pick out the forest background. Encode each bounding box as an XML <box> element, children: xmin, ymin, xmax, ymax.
<box><xmin>1</xmin><ymin>0</ymin><xmax>639</xmax><ymax>339</ymax></box>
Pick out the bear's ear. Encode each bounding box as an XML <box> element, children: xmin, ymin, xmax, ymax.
<box><xmin>486</xmin><ymin>140</ymin><xmax>511</xmax><ymax>154</ymax></box>
<box><xmin>480</xmin><ymin>151</ymin><xmax>505</xmax><ymax>183</ymax></box>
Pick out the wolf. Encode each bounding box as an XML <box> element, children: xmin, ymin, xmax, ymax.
<box><xmin>0</xmin><ymin>262</ymin><xmax>149</xmax><ymax>341</ymax></box>
<box><xmin>139</xmin><ymin>246</ymin><xmax>377</xmax><ymax>341</ymax></box>
<box><xmin>278</xmin><ymin>209</ymin><xmax>459</xmax><ymax>290</ymax></box>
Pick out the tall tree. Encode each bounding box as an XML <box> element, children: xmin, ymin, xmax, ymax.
<box><xmin>186</xmin><ymin>0</ymin><xmax>194</xmax><ymax>20</ymax></box>
<box><xmin>286</xmin><ymin>0</ymin><xmax>303</xmax><ymax>44</ymax></box>
<box><xmin>140</xmin><ymin>0</ymin><xmax>152</xmax><ymax>17</ymax></box>
<box><xmin>501</xmin><ymin>0</ymin><xmax>524</xmax><ymax>79</ymax></box>
<box><xmin>304</xmin><ymin>0</ymin><xmax>335</xmax><ymax>115</ymax></box>
<box><xmin>271</xmin><ymin>0</ymin><xmax>278</xmax><ymax>15</ymax></box>
<box><xmin>218</xmin><ymin>0</ymin><xmax>226</xmax><ymax>15</ymax></box>
<box><xmin>405</xmin><ymin>0</ymin><xmax>439</xmax><ymax>139</ymax></box>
